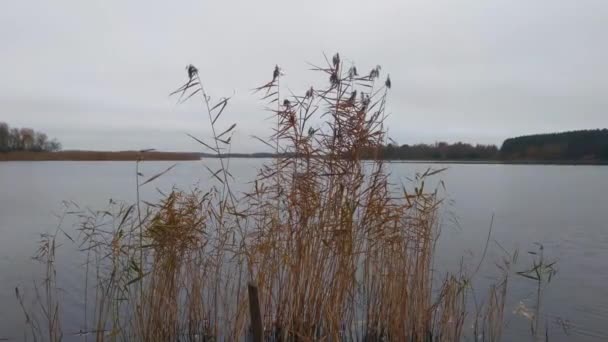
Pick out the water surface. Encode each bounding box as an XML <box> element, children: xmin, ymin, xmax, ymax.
<box><xmin>0</xmin><ymin>160</ymin><xmax>606</xmax><ymax>341</ymax></box>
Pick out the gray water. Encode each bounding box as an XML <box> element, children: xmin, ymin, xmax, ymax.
<box><xmin>1</xmin><ymin>160</ymin><xmax>607</xmax><ymax>341</ymax></box>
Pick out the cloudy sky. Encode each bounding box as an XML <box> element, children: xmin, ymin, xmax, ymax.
<box><xmin>1</xmin><ymin>0</ymin><xmax>606</xmax><ymax>152</ymax></box>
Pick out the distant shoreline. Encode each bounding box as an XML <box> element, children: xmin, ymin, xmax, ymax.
<box><xmin>1</xmin><ymin>151</ymin><xmax>607</xmax><ymax>165</ymax></box>
<box><xmin>201</xmin><ymin>153</ymin><xmax>608</xmax><ymax>165</ymax></box>
<box><xmin>0</xmin><ymin>151</ymin><xmax>201</xmax><ymax>161</ymax></box>
<box><xmin>384</xmin><ymin>159</ymin><xmax>608</xmax><ymax>165</ymax></box>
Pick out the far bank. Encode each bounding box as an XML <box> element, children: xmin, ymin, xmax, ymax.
<box><xmin>0</xmin><ymin>151</ymin><xmax>201</xmax><ymax>161</ymax></box>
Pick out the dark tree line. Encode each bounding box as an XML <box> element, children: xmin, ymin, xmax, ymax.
<box><xmin>372</xmin><ymin>129</ymin><xmax>608</xmax><ymax>161</ymax></box>
<box><xmin>500</xmin><ymin>129</ymin><xmax>608</xmax><ymax>161</ymax></box>
<box><xmin>0</xmin><ymin>122</ymin><xmax>61</xmax><ymax>152</ymax></box>
<box><xmin>375</xmin><ymin>142</ymin><xmax>499</xmax><ymax>160</ymax></box>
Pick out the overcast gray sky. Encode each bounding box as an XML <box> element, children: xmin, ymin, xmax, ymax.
<box><xmin>1</xmin><ymin>0</ymin><xmax>606</xmax><ymax>152</ymax></box>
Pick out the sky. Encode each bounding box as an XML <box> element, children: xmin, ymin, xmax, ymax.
<box><xmin>1</xmin><ymin>0</ymin><xmax>607</xmax><ymax>152</ymax></box>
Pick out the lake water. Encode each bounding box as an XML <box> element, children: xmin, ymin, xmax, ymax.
<box><xmin>1</xmin><ymin>160</ymin><xmax>607</xmax><ymax>341</ymax></box>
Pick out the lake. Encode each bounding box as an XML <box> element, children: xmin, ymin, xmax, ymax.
<box><xmin>1</xmin><ymin>160</ymin><xmax>607</xmax><ymax>341</ymax></box>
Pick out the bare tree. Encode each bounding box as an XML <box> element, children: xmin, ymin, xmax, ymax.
<box><xmin>9</xmin><ymin>128</ymin><xmax>22</xmax><ymax>150</ymax></box>
<box><xmin>46</xmin><ymin>139</ymin><xmax>62</xmax><ymax>152</ymax></box>
<box><xmin>34</xmin><ymin>132</ymin><xmax>48</xmax><ymax>151</ymax></box>
<box><xmin>20</xmin><ymin>128</ymin><xmax>35</xmax><ymax>150</ymax></box>
<box><xmin>0</xmin><ymin>122</ymin><xmax>9</xmax><ymax>152</ymax></box>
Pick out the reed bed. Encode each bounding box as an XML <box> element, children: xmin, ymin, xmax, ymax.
<box><xmin>19</xmin><ymin>54</ymin><xmax>514</xmax><ymax>341</ymax></box>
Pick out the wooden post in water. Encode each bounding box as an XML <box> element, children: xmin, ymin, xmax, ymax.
<box><xmin>248</xmin><ymin>282</ymin><xmax>263</xmax><ymax>342</ymax></box>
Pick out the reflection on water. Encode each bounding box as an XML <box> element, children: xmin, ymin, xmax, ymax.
<box><xmin>0</xmin><ymin>160</ymin><xmax>607</xmax><ymax>341</ymax></box>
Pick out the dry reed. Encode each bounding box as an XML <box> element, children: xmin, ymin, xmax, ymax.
<box><xmin>17</xmin><ymin>54</ymin><xmax>520</xmax><ymax>342</ymax></box>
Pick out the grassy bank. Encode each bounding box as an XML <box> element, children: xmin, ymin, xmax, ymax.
<box><xmin>0</xmin><ymin>150</ymin><xmax>201</xmax><ymax>161</ymax></box>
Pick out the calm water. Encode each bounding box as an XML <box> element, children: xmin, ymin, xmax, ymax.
<box><xmin>1</xmin><ymin>160</ymin><xmax>607</xmax><ymax>341</ymax></box>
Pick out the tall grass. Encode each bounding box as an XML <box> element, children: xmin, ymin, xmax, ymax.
<box><xmin>18</xmin><ymin>54</ymin><xmax>519</xmax><ymax>341</ymax></box>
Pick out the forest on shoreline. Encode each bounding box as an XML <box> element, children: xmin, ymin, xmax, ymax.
<box><xmin>2</xmin><ymin>122</ymin><xmax>607</xmax><ymax>163</ymax></box>
<box><xmin>375</xmin><ymin>129</ymin><xmax>608</xmax><ymax>162</ymax></box>
<box><xmin>0</xmin><ymin>122</ymin><xmax>61</xmax><ymax>153</ymax></box>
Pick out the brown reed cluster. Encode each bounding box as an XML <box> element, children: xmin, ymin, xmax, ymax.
<box><xmin>18</xmin><ymin>54</ymin><xmax>512</xmax><ymax>342</ymax></box>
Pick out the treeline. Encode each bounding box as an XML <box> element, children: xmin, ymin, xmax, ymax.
<box><xmin>374</xmin><ymin>129</ymin><xmax>608</xmax><ymax>161</ymax></box>
<box><xmin>0</xmin><ymin>122</ymin><xmax>61</xmax><ymax>152</ymax></box>
<box><xmin>500</xmin><ymin>129</ymin><xmax>608</xmax><ymax>161</ymax></box>
<box><xmin>376</xmin><ymin>142</ymin><xmax>499</xmax><ymax>160</ymax></box>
